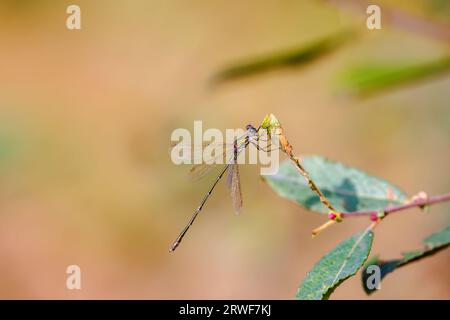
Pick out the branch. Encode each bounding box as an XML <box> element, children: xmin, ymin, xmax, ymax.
<box><xmin>341</xmin><ymin>193</ymin><xmax>450</xmax><ymax>219</ymax></box>
<box><xmin>262</xmin><ymin>114</ymin><xmax>337</xmax><ymax>213</ymax></box>
<box><xmin>311</xmin><ymin>192</ymin><xmax>450</xmax><ymax>236</ymax></box>
<box><xmin>261</xmin><ymin>114</ymin><xmax>450</xmax><ymax>237</ymax></box>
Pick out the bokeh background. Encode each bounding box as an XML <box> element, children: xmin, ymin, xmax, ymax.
<box><xmin>0</xmin><ymin>0</ymin><xmax>449</xmax><ymax>299</ymax></box>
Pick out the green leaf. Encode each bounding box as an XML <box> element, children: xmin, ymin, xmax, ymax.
<box><xmin>297</xmin><ymin>230</ymin><xmax>374</xmax><ymax>300</ymax></box>
<box><xmin>362</xmin><ymin>225</ymin><xmax>450</xmax><ymax>295</ymax></box>
<box><xmin>212</xmin><ymin>30</ymin><xmax>352</xmax><ymax>83</ymax></box>
<box><xmin>336</xmin><ymin>56</ymin><xmax>450</xmax><ymax>97</ymax></box>
<box><xmin>263</xmin><ymin>156</ymin><xmax>407</xmax><ymax>214</ymax></box>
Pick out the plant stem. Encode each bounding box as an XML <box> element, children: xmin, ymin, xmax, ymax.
<box><xmin>341</xmin><ymin>193</ymin><xmax>450</xmax><ymax>218</ymax></box>
<box><xmin>272</xmin><ymin>124</ymin><xmax>337</xmax><ymax>213</ymax></box>
<box><xmin>262</xmin><ymin>113</ymin><xmax>340</xmax><ymax>236</ymax></box>
<box><xmin>312</xmin><ymin>220</ymin><xmax>337</xmax><ymax>236</ymax></box>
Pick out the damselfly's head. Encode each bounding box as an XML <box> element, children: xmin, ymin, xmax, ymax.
<box><xmin>246</xmin><ymin>124</ymin><xmax>257</xmax><ymax>134</ymax></box>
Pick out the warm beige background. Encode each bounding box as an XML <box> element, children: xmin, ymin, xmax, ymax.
<box><xmin>0</xmin><ymin>0</ymin><xmax>448</xmax><ymax>299</ymax></box>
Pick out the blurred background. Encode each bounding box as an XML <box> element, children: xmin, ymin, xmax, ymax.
<box><xmin>0</xmin><ymin>0</ymin><xmax>449</xmax><ymax>299</ymax></box>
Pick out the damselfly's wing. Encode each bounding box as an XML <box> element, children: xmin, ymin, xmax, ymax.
<box><xmin>169</xmin><ymin>129</ymin><xmax>252</xmax><ymax>165</ymax></box>
<box><xmin>189</xmin><ymin>163</ymin><xmax>217</xmax><ymax>181</ymax></box>
<box><xmin>189</xmin><ymin>145</ymin><xmax>236</xmax><ymax>181</ymax></box>
<box><xmin>227</xmin><ymin>161</ymin><xmax>243</xmax><ymax>214</ymax></box>
<box><xmin>226</xmin><ymin>161</ymin><xmax>234</xmax><ymax>188</ymax></box>
<box><xmin>170</xmin><ymin>141</ymin><xmax>235</xmax><ymax>181</ymax></box>
<box><xmin>169</xmin><ymin>141</ymin><xmax>229</xmax><ymax>163</ymax></box>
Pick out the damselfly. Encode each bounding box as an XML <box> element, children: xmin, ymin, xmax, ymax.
<box><xmin>169</xmin><ymin>124</ymin><xmax>275</xmax><ymax>252</ymax></box>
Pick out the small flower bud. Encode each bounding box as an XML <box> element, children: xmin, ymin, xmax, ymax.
<box><xmin>376</xmin><ymin>211</ymin><xmax>385</xmax><ymax>219</ymax></box>
<box><xmin>328</xmin><ymin>212</ymin><xmax>342</xmax><ymax>222</ymax></box>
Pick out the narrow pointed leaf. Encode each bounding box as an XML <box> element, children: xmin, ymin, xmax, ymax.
<box><xmin>336</xmin><ymin>56</ymin><xmax>450</xmax><ymax>97</ymax></box>
<box><xmin>212</xmin><ymin>31</ymin><xmax>352</xmax><ymax>83</ymax></box>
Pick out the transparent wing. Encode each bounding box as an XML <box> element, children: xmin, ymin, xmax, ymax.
<box><xmin>169</xmin><ymin>141</ymin><xmax>233</xmax><ymax>163</ymax></box>
<box><xmin>169</xmin><ymin>129</ymin><xmax>254</xmax><ymax>164</ymax></box>
<box><xmin>171</xmin><ymin>136</ymin><xmax>249</xmax><ymax>181</ymax></box>
<box><xmin>189</xmin><ymin>163</ymin><xmax>218</xmax><ymax>181</ymax></box>
<box><xmin>227</xmin><ymin>162</ymin><xmax>243</xmax><ymax>214</ymax></box>
<box><xmin>226</xmin><ymin>160</ymin><xmax>234</xmax><ymax>188</ymax></box>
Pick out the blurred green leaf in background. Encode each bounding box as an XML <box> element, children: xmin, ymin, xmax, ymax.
<box><xmin>336</xmin><ymin>56</ymin><xmax>450</xmax><ymax>97</ymax></box>
<box><xmin>212</xmin><ymin>30</ymin><xmax>353</xmax><ymax>84</ymax></box>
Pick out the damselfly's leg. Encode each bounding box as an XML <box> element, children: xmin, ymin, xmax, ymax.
<box><xmin>250</xmin><ymin>141</ymin><xmax>281</xmax><ymax>152</ymax></box>
<box><xmin>256</xmin><ymin>135</ymin><xmax>270</xmax><ymax>142</ymax></box>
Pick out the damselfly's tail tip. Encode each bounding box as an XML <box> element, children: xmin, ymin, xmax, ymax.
<box><xmin>169</xmin><ymin>242</ymin><xmax>179</xmax><ymax>253</ymax></box>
